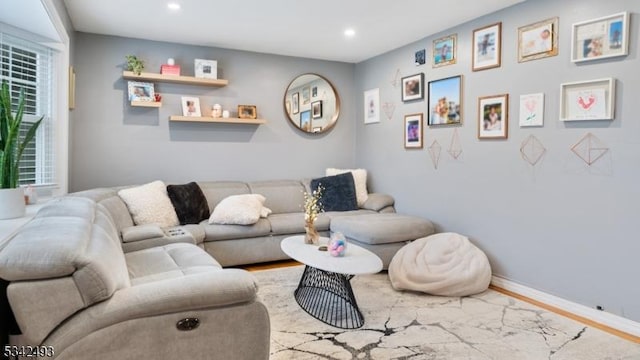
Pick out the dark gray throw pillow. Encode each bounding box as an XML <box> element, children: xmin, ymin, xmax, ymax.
<box><xmin>167</xmin><ymin>182</ymin><xmax>210</xmax><ymax>225</ymax></box>
<box><xmin>310</xmin><ymin>173</ymin><xmax>358</xmax><ymax>212</ymax></box>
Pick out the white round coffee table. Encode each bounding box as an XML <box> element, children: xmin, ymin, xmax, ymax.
<box><xmin>281</xmin><ymin>235</ymin><xmax>383</xmax><ymax>329</ymax></box>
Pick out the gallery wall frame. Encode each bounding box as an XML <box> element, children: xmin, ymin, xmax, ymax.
<box><xmin>472</xmin><ymin>22</ymin><xmax>502</xmax><ymax>71</ymax></box>
<box><xmin>433</xmin><ymin>34</ymin><xmax>457</xmax><ymax>68</ymax></box>
<box><xmin>404</xmin><ymin>113</ymin><xmax>423</xmax><ymax>149</ymax></box>
<box><xmin>401</xmin><ymin>73</ymin><xmax>424</xmax><ymax>102</ymax></box>
<box><xmin>559</xmin><ymin>78</ymin><xmax>615</xmax><ymax>121</ymax></box>
<box><xmin>364</xmin><ymin>88</ymin><xmax>380</xmax><ymax>124</ymax></box>
<box><xmin>478</xmin><ymin>94</ymin><xmax>509</xmax><ymax>139</ymax></box>
<box><xmin>571</xmin><ymin>12</ymin><xmax>629</xmax><ymax>63</ymax></box>
<box><xmin>427</xmin><ymin>75</ymin><xmax>462</xmax><ymax>126</ymax></box>
<box><xmin>518</xmin><ymin>17</ymin><xmax>559</xmax><ymax>62</ymax></box>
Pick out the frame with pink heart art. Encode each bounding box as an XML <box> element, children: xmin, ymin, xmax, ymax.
<box><xmin>560</xmin><ymin>78</ymin><xmax>615</xmax><ymax>121</ymax></box>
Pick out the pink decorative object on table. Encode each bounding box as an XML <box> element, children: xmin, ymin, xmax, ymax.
<box><xmin>329</xmin><ymin>232</ymin><xmax>347</xmax><ymax>257</ymax></box>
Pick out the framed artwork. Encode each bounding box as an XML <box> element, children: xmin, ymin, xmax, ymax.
<box><xmin>518</xmin><ymin>17</ymin><xmax>558</xmax><ymax>62</ymax></box>
<box><xmin>311</xmin><ymin>101</ymin><xmax>322</xmax><ymax>119</ymax></box>
<box><xmin>415</xmin><ymin>49</ymin><xmax>426</xmax><ymax>65</ymax></box>
<box><xmin>127</xmin><ymin>81</ymin><xmax>154</xmax><ymax>102</ymax></box>
<box><xmin>300</xmin><ymin>110</ymin><xmax>311</xmax><ymax>131</ymax></box>
<box><xmin>312</xmin><ymin>86</ymin><xmax>318</xmax><ymax>98</ymax></box>
<box><xmin>519</xmin><ymin>93</ymin><xmax>544</xmax><ymax>127</ymax></box>
<box><xmin>559</xmin><ymin>78</ymin><xmax>615</xmax><ymax>121</ymax></box>
<box><xmin>472</xmin><ymin>22</ymin><xmax>501</xmax><ymax>71</ymax></box>
<box><xmin>433</xmin><ymin>34</ymin><xmax>456</xmax><ymax>67</ymax></box>
<box><xmin>292</xmin><ymin>92</ymin><xmax>299</xmax><ymax>114</ymax></box>
<box><xmin>302</xmin><ymin>86</ymin><xmax>310</xmax><ymax>105</ymax></box>
<box><xmin>401</xmin><ymin>73</ymin><xmax>424</xmax><ymax>102</ymax></box>
<box><xmin>181</xmin><ymin>96</ymin><xmax>201</xmax><ymax>117</ymax></box>
<box><xmin>238</xmin><ymin>105</ymin><xmax>257</xmax><ymax>119</ymax></box>
<box><xmin>404</xmin><ymin>113</ymin><xmax>423</xmax><ymax>149</ymax></box>
<box><xmin>69</xmin><ymin>66</ymin><xmax>76</xmax><ymax>110</ymax></box>
<box><xmin>364</xmin><ymin>88</ymin><xmax>380</xmax><ymax>124</ymax></box>
<box><xmin>478</xmin><ymin>94</ymin><xmax>508</xmax><ymax>139</ymax></box>
<box><xmin>194</xmin><ymin>59</ymin><xmax>218</xmax><ymax>79</ymax></box>
<box><xmin>427</xmin><ymin>75</ymin><xmax>462</xmax><ymax>126</ymax></box>
<box><xmin>571</xmin><ymin>12</ymin><xmax>629</xmax><ymax>63</ymax></box>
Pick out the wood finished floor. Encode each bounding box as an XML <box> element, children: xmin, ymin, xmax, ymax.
<box><xmin>240</xmin><ymin>260</ymin><xmax>639</xmax><ymax>344</ymax></box>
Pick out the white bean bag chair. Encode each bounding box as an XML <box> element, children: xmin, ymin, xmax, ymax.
<box><xmin>388</xmin><ymin>232</ymin><xmax>491</xmax><ymax>296</ymax></box>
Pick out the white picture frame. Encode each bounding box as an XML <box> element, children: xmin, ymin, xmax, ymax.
<box><xmin>571</xmin><ymin>12</ymin><xmax>629</xmax><ymax>63</ymax></box>
<box><xmin>181</xmin><ymin>96</ymin><xmax>201</xmax><ymax>117</ymax></box>
<box><xmin>364</xmin><ymin>88</ymin><xmax>380</xmax><ymax>124</ymax></box>
<box><xmin>127</xmin><ymin>81</ymin><xmax>154</xmax><ymax>102</ymax></box>
<box><xmin>559</xmin><ymin>78</ymin><xmax>615</xmax><ymax>121</ymax></box>
<box><xmin>194</xmin><ymin>59</ymin><xmax>218</xmax><ymax>79</ymax></box>
<box><xmin>519</xmin><ymin>93</ymin><xmax>544</xmax><ymax>127</ymax></box>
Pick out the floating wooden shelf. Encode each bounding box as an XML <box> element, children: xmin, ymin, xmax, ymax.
<box><xmin>169</xmin><ymin>116</ymin><xmax>266</xmax><ymax>125</ymax></box>
<box><xmin>130</xmin><ymin>100</ymin><xmax>162</xmax><ymax>107</ymax></box>
<box><xmin>122</xmin><ymin>71</ymin><xmax>228</xmax><ymax>87</ymax></box>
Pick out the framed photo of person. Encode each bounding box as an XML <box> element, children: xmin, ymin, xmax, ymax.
<box><xmin>181</xmin><ymin>96</ymin><xmax>201</xmax><ymax>117</ymax></box>
<box><xmin>427</xmin><ymin>75</ymin><xmax>462</xmax><ymax>126</ymax></box>
<box><xmin>299</xmin><ymin>110</ymin><xmax>311</xmax><ymax>132</ymax></box>
<box><xmin>477</xmin><ymin>94</ymin><xmax>508</xmax><ymax>139</ymax></box>
<box><xmin>433</xmin><ymin>34</ymin><xmax>456</xmax><ymax>68</ymax></box>
<box><xmin>311</xmin><ymin>101</ymin><xmax>322</xmax><ymax>119</ymax></box>
<box><xmin>404</xmin><ymin>113</ymin><xmax>423</xmax><ymax>149</ymax></box>
<box><xmin>238</xmin><ymin>105</ymin><xmax>257</xmax><ymax>119</ymax></box>
<box><xmin>127</xmin><ymin>81</ymin><xmax>154</xmax><ymax>102</ymax></box>
<box><xmin>194</xmin><ymin>59</ymin><xmax>218</xmax><ymax>79</ymax></box>
<box><xmin>571</xmin><ymin>12</ymin><xmax>629</xmax><ymax>63</ymax></box>
<box><xmin>518</xmin><ymin>17</ymin><xmax>559</xmax><ymax>62</ymax></box>
<box><xmin>472</xmin><ymin>22</ymin><xmax>502</xmax><ymax>71</ymax></box>
<box><xmin>401</xmin><ymin>73</ymin><xmax>424</xmax><ymax>102</ymax></box>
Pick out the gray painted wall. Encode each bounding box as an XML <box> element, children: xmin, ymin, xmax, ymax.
<box><xmin>355</xmin><ymin>0</ymin><xmax>640</xmax><ymax>321</ymax></box>
<box><xmin>70</xmin><ymin>33</ymin><xmax>356</xmax><ymax>191</ymax></box>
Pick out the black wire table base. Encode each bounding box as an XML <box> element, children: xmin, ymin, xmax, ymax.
<box><xmin>293</xmin><ymin>265</ymin><xmax>365</xmax><ymax>329</ymax></box>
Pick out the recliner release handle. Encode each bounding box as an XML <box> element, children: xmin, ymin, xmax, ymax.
<box><xmin>176</xmin><ymin>318</ymin><xmax>200</xmax><ymax>331</ymax></box>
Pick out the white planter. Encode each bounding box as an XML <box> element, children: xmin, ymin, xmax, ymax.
<box><xmin>0</xmin><ymin>188</ymin><xmax>26</xmax><ymax>219</ymax></box>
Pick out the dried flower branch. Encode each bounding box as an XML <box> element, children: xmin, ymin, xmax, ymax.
<box><xmin>303</xmin><ymin>184</ymin><xmax>324</xmax><ymax>222</ymax></box>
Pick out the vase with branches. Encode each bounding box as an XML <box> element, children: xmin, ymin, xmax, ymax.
<box><xmin>303</xmin><ymin>184</ymin><xmax>324</xmax><ymax>244</ymax></box>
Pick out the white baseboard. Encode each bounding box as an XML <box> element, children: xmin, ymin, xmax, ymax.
<box><xmin>491</xmin><ymin>275</ymin><xmax>640</xmax><ymax>338</ymax></box>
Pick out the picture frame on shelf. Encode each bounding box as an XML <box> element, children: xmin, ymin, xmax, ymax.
<box><xmin>300</xmin><ymin>110</ymin><xmax>311</xmax><ymax>131</ymax></box>
<box><xmin>519</xmin><ymin>93</ymin><xmax>544</xmax><ymax>127</ymax></box>
<box><xmin>292</xmin><ymin>92</ymin><xmax>299</xmax><ymax>114</ymax></box>
<box><xmin>518</xmin><ymin>17</ymin><xmax>558</xmax><ymax>62</ymax></box>
<box><xmin>401</xmin><ymin>73</ymin><xmax>424</xmax><ymax>102</ymax></box>
<box><xmin>472</xmin><ymin>22</ymin><xmax>501</xmax><ymax>71</ymax></box>
<box><xmin>404</xmin><ymin>113</ymin><xmax>423</xmax><ymax>149</ymax></box>
<box><xmin>238</xmin><ymin>105</ymin><xmax>257</xmax><ymax>119</ymax></box>
<box><xmin>364</xmin><ymin>88</ymin><xmax>380</xmax><ymax>124</ymax></box>
<box><xmin>194</xmin><ymin>59</ymin><xmax>218</xmax><ymax>79</ymax></box>
<box><xmin>559</xmin><ymin>78</ymin><xmax>615</xmax><ymax>121</ymax></box>
<box><xmin>427</xmin><ymin>75</ymin><xmax>462</xmax><ymax>126</ymax></box>
<box><xmin>128</xmin><ymin>81</ymin><xmax>154</xmax><ymax>102</ymax></box>
<box><xmin>311</xmin><ymin>101</ymin><xmax>322</xmax><ymax>119</ymax></box>
<box><xmin>571</xmin><ymin>12</ymin><xmax>628</xmax><ymax>63</ymax></box>
<box><xmin>433</xmin><ymin>34</ymin><xmax>456</xmax><ymax>67</ymax></box>
<box><xmin>181</xmin><ymin>96</ymin><xmax>201</xmax><ymax>117</ymax></box>
<box><xmin>478</xmin><ymin>94</ymin><xmax>508</xmax><ymax>139</ymax></box>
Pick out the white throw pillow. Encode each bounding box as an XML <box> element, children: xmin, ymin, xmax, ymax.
<box><xmin>326</xmin><ymin>168</ymin><xmax>368</xmax><ymax>207</ymax></box>
<box><xmin>209</xmin><ymin>194</ymin><xmax>267</xmax><ymax>225</ymax></box>
<box><xmin>117</xmin><ymin>180</ymin><xmax>179</xmax><ymax>228</ymax></box>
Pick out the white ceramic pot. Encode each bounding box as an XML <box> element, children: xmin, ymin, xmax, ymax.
<box><xmin>0</xmin><ymin>188</ymin><xmax>26</xmax><ymax>219</ymax></box>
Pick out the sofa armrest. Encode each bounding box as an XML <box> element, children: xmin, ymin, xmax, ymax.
<box><xmin>121</xmin><ymin>224</ymin><xmax>165</xmax><ymax>243</ymax></box>
<box><xmin>361</xmin><ymin>193</ymin><xmax>395</xmax><ymax>212</ymax></box>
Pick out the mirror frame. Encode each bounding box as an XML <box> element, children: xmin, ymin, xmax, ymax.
<box><xmin>284</xmin><ymin>73</ymin><xmax>341</xmax><ymax>134</ymax></box>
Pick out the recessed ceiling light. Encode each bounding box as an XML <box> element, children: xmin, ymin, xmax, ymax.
<box><xmin>344</xmin><ymin>28</ymin><xmax>356</xmax><ymax>38</ymax></box>
<box><xmin>167</xmin><ymin>3</ymin><xmax>181</xmax><ymax>10</ymax></box>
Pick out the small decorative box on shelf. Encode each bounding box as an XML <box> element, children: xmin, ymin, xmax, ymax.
<box><xmin>131</xmin><ymin>101</ymin><xmax>162</xmax><ymax>108</ymax></box>
<box><xmin>160</xmin><ymin>64</ymin><xmax>181</xmax><ymax>76</ymax></box>
<box><xmin>169</xmin><ymin>116</ymin><xmax>266</xmax><ymax>125</ymax></box>
<box><xmin>122</xmin><ymin>71</ymin><xmax>228</xmax><ymax>87</ymax></box>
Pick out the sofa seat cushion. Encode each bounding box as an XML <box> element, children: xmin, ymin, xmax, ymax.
<box><xmin>201</xmin><ymin>218</ymin><xmax>271</xmax><ymax>241</ymax></box>
<box><xmin>319</xmin><ymin>209</ymin><xmax>377</xmax><ymax>221</ymax></box>
<box><xmin>126</xmin><ymin>243</ymin><xmax>222</xmax><ymax>285</ymax></box>
<box><xmin>331</xmin><ymin>213</ymin><xmax>435</xmax><ymax>245</ymax></box>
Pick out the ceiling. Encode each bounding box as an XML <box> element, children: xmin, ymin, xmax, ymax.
<box><xmin>63</xmin><ymin>0</ymin><xmax>525</xmax><ymax>63</ymax></box>
<box><xmin>1</xmin><ymin>0</ymin><xmax>60</xmax><ymax>42</ymax></box>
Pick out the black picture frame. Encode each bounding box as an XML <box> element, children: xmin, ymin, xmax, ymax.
<box><xmin>311</xmin><ymin>100</ymin><xmax>322</xmax><ymax>119</ymax></box>
<box><xmin>401</xmin><ymin>73</ymin><xmax>424</xmax><ymax>102</ymax></box>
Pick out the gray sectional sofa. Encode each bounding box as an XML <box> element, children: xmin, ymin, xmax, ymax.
<box><xmin>0</xmin><ymin>178</ymin><xmax>434</xmax><ymax>359</ymax></box>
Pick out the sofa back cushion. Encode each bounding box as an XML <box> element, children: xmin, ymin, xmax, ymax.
<box><xmin>70</xmin><ymin>188</ymin><xmax>135</xmax><ymax>231</ymax></box>
<box><xmin>198</xmin><ymin>181</ymin><xmax>251</xmax><ymax>211</ymax></box>
<box><xmin>247</xmin><ymin>180</ymin><xmax>305</xmax><ymax>214</ymax></box>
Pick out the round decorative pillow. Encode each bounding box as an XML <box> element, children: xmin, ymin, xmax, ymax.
<box><xmin>388</xmin><ymin>232</ymin><xmax>491</xmax><ymax>296</ymax></box>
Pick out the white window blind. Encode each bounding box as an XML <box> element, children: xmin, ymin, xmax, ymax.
<box><xmin>0</xmin><ymin>32</ymin><xmax>55</xmax><ymax>187</ymax></box>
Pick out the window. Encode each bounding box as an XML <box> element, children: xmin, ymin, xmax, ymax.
<box><xmin>0</xmin><ymin>33</ymin><xmax>55</xmax><ymax>187</ymax></box>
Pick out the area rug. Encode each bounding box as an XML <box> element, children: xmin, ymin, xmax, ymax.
<box><xmin>254</xmin><ymin>266</ymin><xmax>640</xmax><ymax>360</ymax></box>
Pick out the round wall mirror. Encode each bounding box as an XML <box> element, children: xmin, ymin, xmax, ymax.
<box><xmin>284</xmin><ymin>73</ymin><xmax>340</xmax><ymax>134</ymax></box>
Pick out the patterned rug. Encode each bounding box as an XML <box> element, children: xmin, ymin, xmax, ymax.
<box><xmin>254</xmin><ymin>266</ymin><xmax>640</xmax><ymax>360</ymax></box>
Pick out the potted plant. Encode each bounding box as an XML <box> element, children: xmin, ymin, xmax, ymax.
<box><xmin>0</xmin><ymin>80</ymin><xmax>43</xmax><ymax>219</ymax></box>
